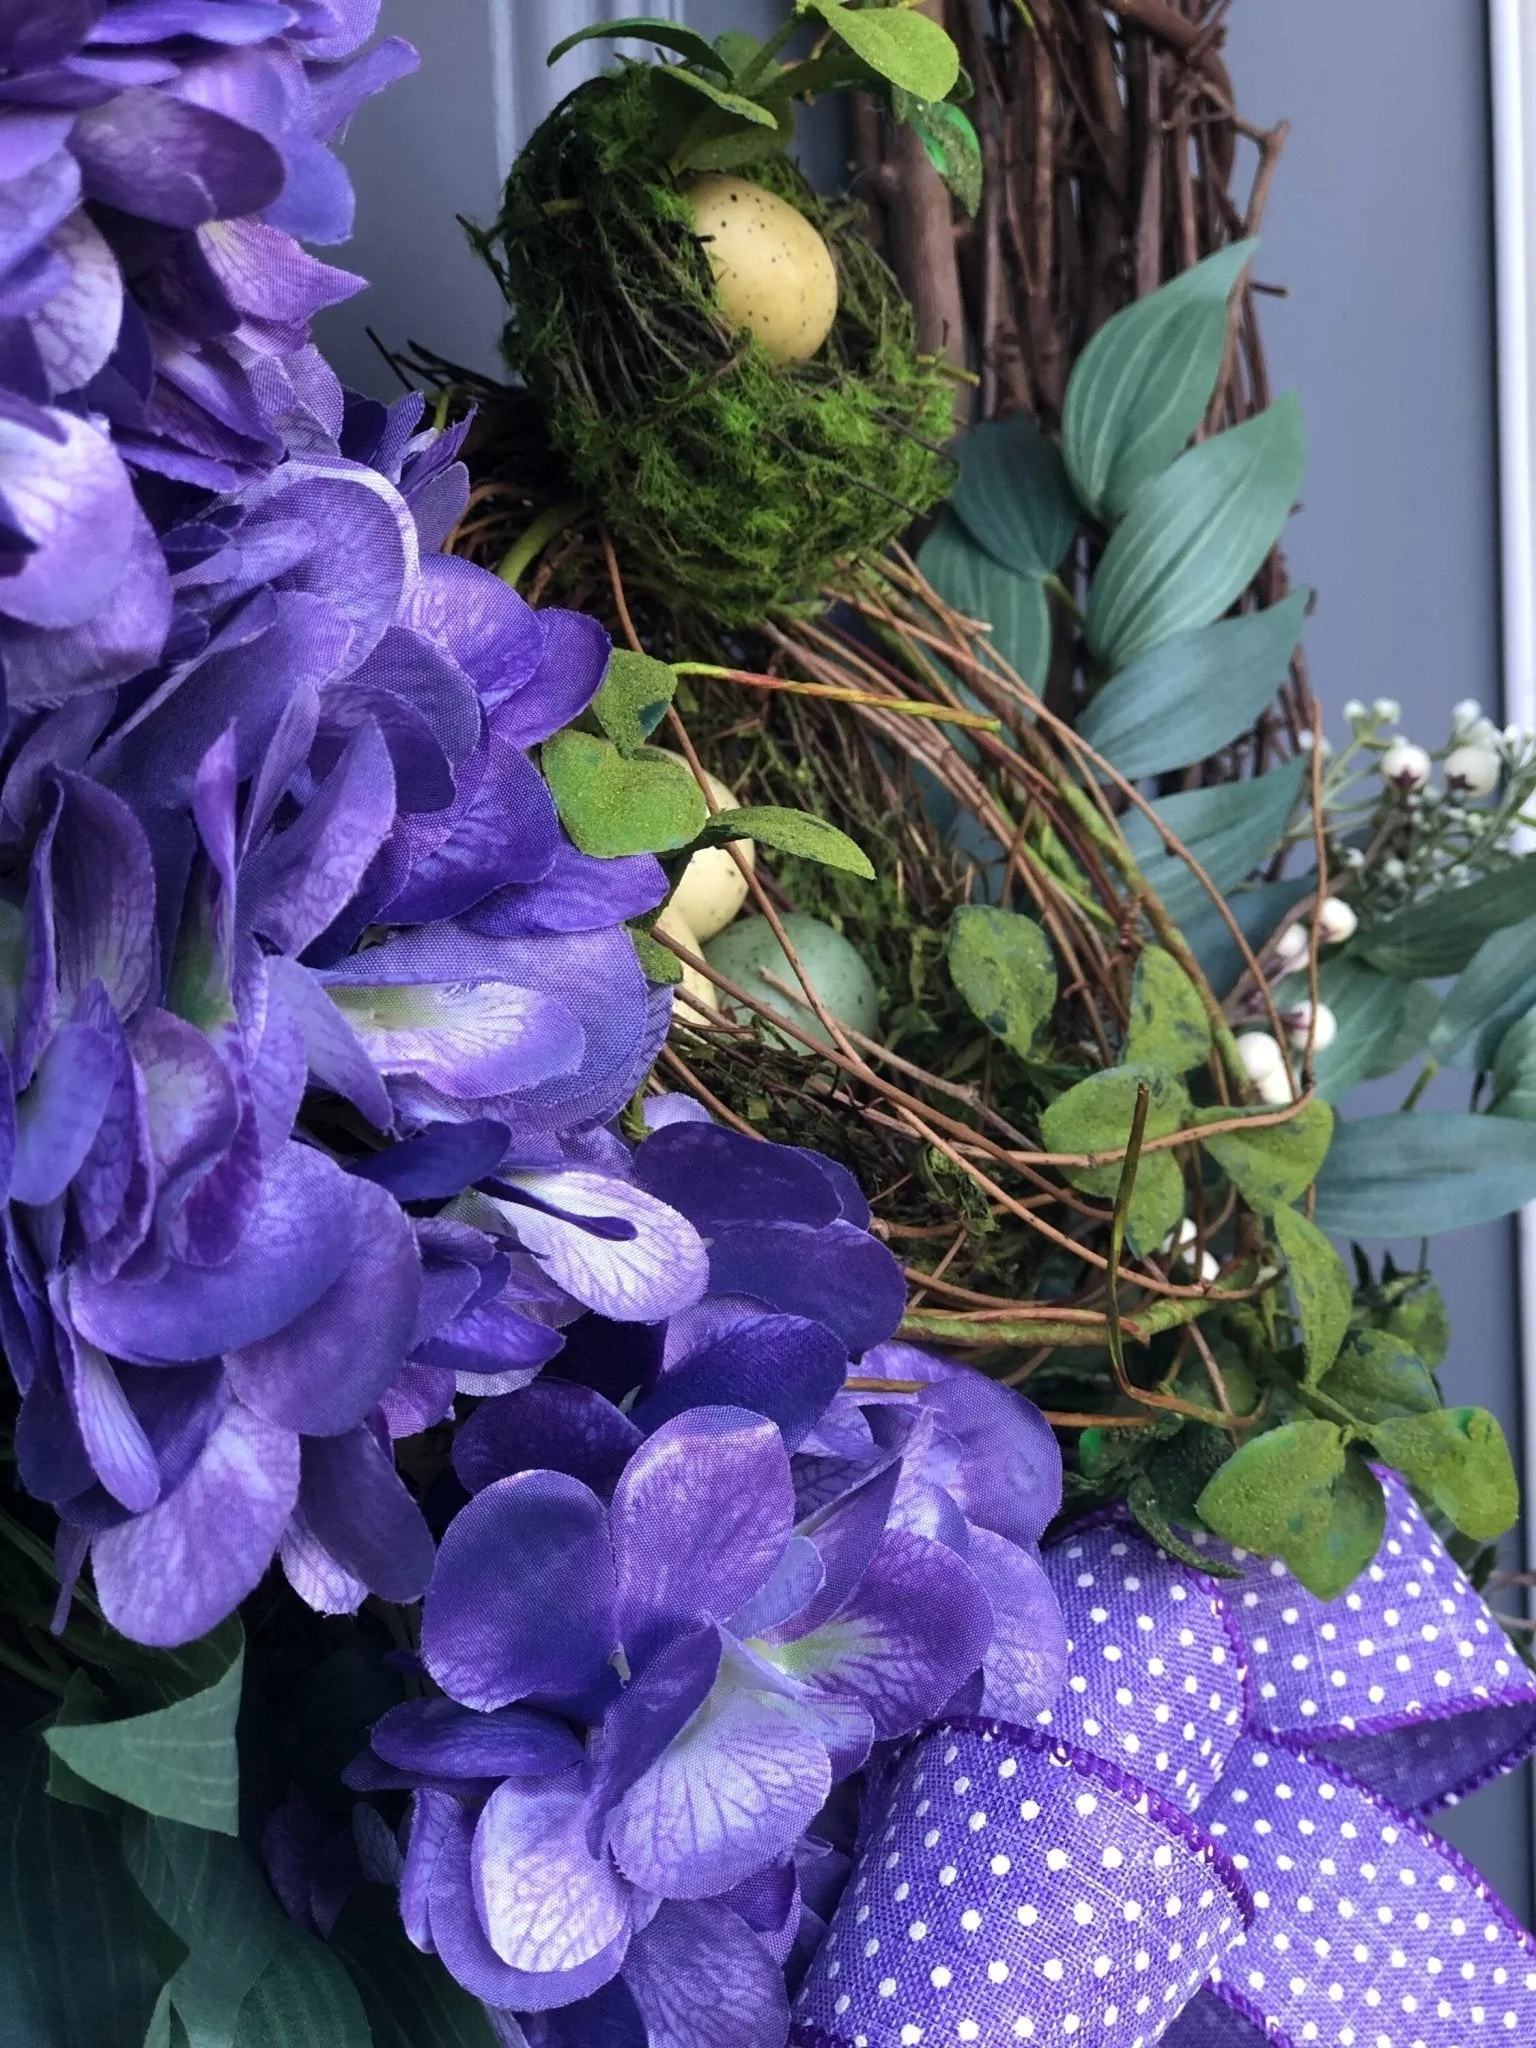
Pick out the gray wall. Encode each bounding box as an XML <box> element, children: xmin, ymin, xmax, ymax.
<box><xmin>326</xmin><ymin>0</ymin><xmax>1533</xmax><ymax>1921</ymax></box>
<box><xmin>1223</xmin><ymin>1</ymin><xmax>1530</xmax><ymax>1918</ymax></box>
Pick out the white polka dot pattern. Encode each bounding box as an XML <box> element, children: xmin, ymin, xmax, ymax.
<box><xmin>1041</xmin><ymin>1522</ymin><xmax>1245</xmax><ymax>1815</ymax></box>
<box><xmin>794</xmin><ymin>1723</ymin><xmax>1250</xmax><ymax>2048</ymax></box>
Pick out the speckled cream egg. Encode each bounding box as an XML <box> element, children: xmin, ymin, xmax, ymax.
<box><xmin>684</xmin><ymin>175</ymin><xmax>839</xmax><ymax>365</ymax></box>
<box><xmin>656</xmin><ymin>751</ymin><xmax>754</xmax><ymax>941</ymax></box>
<box><xmin>652</xmin><ymin>902</ymin><xmax>719</xmax><ymax>1024</ymax></box>
<box><xmin>704</xmin><ymin>913</ymin><xmax>878</xmax><ymax>1048</ymax></box>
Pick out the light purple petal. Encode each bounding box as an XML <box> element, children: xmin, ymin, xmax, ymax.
<box><xmin>30</xmin><ymin>209</ymin><xmax>122</xmax><ymax>396</ymax></box>
<box><xmin>72</xmin><ymin>89</ymin><xmax>286</xmax><ymax>227</ymax></box>
<box><xmin>50</xmin><ymin>771</ymin><xmax>158</xmax><ymax>1019</ymax></box>
<box><xmin>908</xmin><ymin>1353</ymin><xmax>1064</xmax><ymax>1550</ymax></box>
<box><xmin>491</xmin><ymin>1172</ymin><xmax>709</xmax><ymax>1323</ymax></box>
<box><xmin>625</xmin><ymin>1899</ymin><xmax>792</xmax><ymax>2048</ymax></box>
<box><xmin>400</xmin><ymin>1786</ymin><xmax>456</xmax><ymax>1952</ymax></box>
<box><xmin>495</xmin><ymin>608</ymin><xmax>610</xmax><ymax>746</ymax></box>
<box><xmin>588</xmin><ymin>1626</ymin><xmax>724</xmax><ymax>1847</ymax></box>
<box><xmin>264</xmin><ymin>954</ymin><xmax>391</xmax><ymax>1130</ymax></box>
<box><xmin>325</xmin><ymin>978</ymin><xmax>581</xmax><ymax>1101</ymax></box>
<box><xmin>609</xmin><ymin>1646</ymin><xmax>832</xmax><ymax>1898</ymax></box>
<box><xmin>279</xmin><ymin>1505</ymin><xmax>366</xmax><ymax>1616</ymax></box>
<box><xmin>611</xmin><ymin>1408</ymin><xmax>794</xmax><ymax>1657</ymax></box>
<box><xmin>464</xmin><ymin>840</ymin><xmax>667</xmax><ymax>940</ymax></box>
<box><xmin>298</xmin><ymin>1424</ymin><xmax>435</xmax><ymax>1603</ymax></box>
<box><xmin>199</xmin><ymin>214</ymin><xmax>363</xmax><ymax>322</ymax></box>
<box><xmin>401</xmin><ymin>553</ymin><xmax>544</xmax><ymax>702</ymax></box>
<box><xmin>13</xmin><ymin>1021</ymin><xmax>115</xmax><ymax>1206</ymax></box>
<box><xmin>969</xmin><ymin>1526</ymin><xmax>1069</xmax><ymax>1720</ymax></box>
<box><xmin>0</xmin><ymin>405</ymin><xmax>137</xmax><ymax>628</ymax></box>
<box><xmin>473</xmin><ymin>1771</ymin><xmax>631</xmax><ymax>1973</ymax></box>
<box><xmin>630</xmin><ymin>1312</ymin><xmax>847</xmax><ymax>1450</ymax></box>
<box><xmin>242</xmin><ymin>716</ymin><xmax>396</xmax><ymax>955</ymax></box>
<box><xmin>129</xmin><ymin>1007</ymin><xmax>240</xmax><ymax>1214</ymax></box>
<box><xmin>54</xmin><ymin>1313</ymin><xmax>160</xmax><ymax>1513</ymax></box>
<box><xmin>421</xmin><ymin>1471</ymin><xmax>617</xmax><ymax>1713</ymax></box>
<box><xmin>91</xmin><ymin>1398</ymin><xmax>299</xmax><ymax>1646</ymax></box>
<box><xmin>728</xmin><ymin>1535</ymin><xmax>825</xmax><ymax>1640</ymax></box>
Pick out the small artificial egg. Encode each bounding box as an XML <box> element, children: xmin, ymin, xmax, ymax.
<box><xmin>656</xmin><ymin>751</ymin><xmax>754</xmax><ymax>941</ymax></box>
<box><xmin>684</xmin><ymin>174</ymin><xmax>839</xmax><ymax>365</ymax></box>
<box><xmin>652</xmin><ymin>902</ymin><xmax>719</xmax><ymax>1024</ymax></box>
<box><xmin>704</xmin><ymin>912</ymin><xmax>878</xmax><ymax>1048</ymax></box>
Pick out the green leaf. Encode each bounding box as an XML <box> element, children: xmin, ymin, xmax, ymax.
<box><xmin>1304</xmin><ymin>957</ymin><xmax>1409</xmax><ymax>1104</ymax></box>
<box><xmin>45</xmin><ymin>1671</ymin><xmax>120</xmax><ymax>1813</ymax></box>
<box><xmin>593</xmin><ymin>649</ymin><xmax>677</xmax><ymax>753</ymax></box>
<box><xmin>1364</xmin><ymin>979</ymin><xmax>1441</xmax><ymax>1081</ymax></box>
<box><xmin>1318</xmin><ymin>1329</ymin><xmax>1441</xmax><ymax>1424</ymax></box>
<box><xmin>1490</xmin><ymin>1008</ymin><xmax>1536</xmax><ymax>1120</ymax></box>
<box><xmin>651</xmin><ymin>61</ymin><xmax>777</xmax><ymax>124</ymax></box>
<box><xmin>45</xmin><ymin>1626</ymin><xmax>243</xmax><ymax>1835</ymax></box>
<box><xmin>1357</xmin><ymin>863</ymin><xmax>1536</xmax><ymax>978</ymax></box>
<box><xmin>679</xmin><ymin>88</ymin><xmax>796</xmax><ymax>171</ymax></box>
<box><xmin>1063</xmin><ymin>240</ymin><xmax>1258</xmax><ymax>522</ymax></box>
<box><xmin>1085</xmin><ymin>395</ymin><xmax>1305</xmax><ymax>669</ymax></box>
<box><xmin>631</xmin><ymin>924</ymin><xmax>684</xmax><ymax>985</ymax></box>
<box><xmin>1313</xmin><ymin>1111</ymin><xmax>1536</xmax><ymax>1236</ymax></box>
<box><xmin>1427</xmin><ymin>914</ymin><xmax>1536</xmax><ymax>1070</ymax></box>
<box><xmin>1273</xmin><ymin>1202</ymin><xmax>1352</xmax><ymax>1383</ymax></box>
<box><xmin>1127</xmin><ymin>1467</ymin><xmax>1244</xmax><ymax>1577</ymax></box>
<box><xmin>1077</xmin><ymin>590</ymin><xmax>1308</xmax><ymax>780</ymax></box>
<box><xmin>916</xmin><ymin>509</ymin><xmax>1051</xmax><ymax>689</ymax></box>
<box><xmin>547</xmin><ymin>17</ymin><xmax>731</xmax><ymax>73</ymax></box>
<box><xmin>232</xmin><ymin>1943</ymin><xmax>371</xmax><ymax>2048</ymax></box>
<box><xmin>1379</xmin><ymin>1280</ymin><xmax>1450</xmax><ymax>1370</ymax></box>
<box><xmin>1366</xmin><ymin>1406</ymin><xmax>1519</xmax><ymax>1542</ymax></box>
<box><xmin>1283</xmin><ymin>1451</ymin><xmax>1387</xmax><ymax>1601</ymax></box>
<box><xmin>0</xmin><ymin>1733</ymin><xmax>169</xmax><ymax>2048</ymax></box>
<box><xmin>331</xmin><ymin>1887</ymin><xmax>502</xmax><ymax>2048</ymax></box>
<box><xmin>903</xmin><ymin>95</ymin><xmax>982</xmax><ymax>212</ymax></box>
<box><xmin>1123</xmin><ymin>946</ymin><xmax>1211</xmax><ymax>1072</ymax></box>
<box><xmin>1123</xmin><ymin>756</ymin><xmax>1305</xmax><ymax>930</ymax></box>
<box><xmin>947</xmin><ymin>904</ymin><xmax>1057</xmax><ymax>1057</ymax></box>
<box><xmin>1196</xmin><ymin>1096</ymin><xmax>1333</xmax><ymax>1215</ymax></box>
<box><xmin>950</xmin><ymin>415</ymin><xmax>1080</xmax><ymax>579</ymax></box>
<box><xmin>806</xmin><ymin>0</ymin><xmax>959</xmax><ymax>100</ymax></box>
<box><xmin>1040</xmin><ymin>1062</ymin><xmax>1191</xmax><ymax>1251</ymax></box>
<box><xmin>698</xmin><ymin>805</ymin><xmax>875</xmax><ymax>878</ymax></box>
<box><xmin>542</xmin><ymin>731</ymin><xmax>707</xmax><ymax>857</ymax></box>
<box><xmin>1195</xmin><ymin>1417</ymin><xmax>1346</xmax><ymax>1563</ymax></box>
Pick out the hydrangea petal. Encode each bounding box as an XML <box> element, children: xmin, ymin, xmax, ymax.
<box><xmin>72</xmin><ymin>88</ymin><xmax>286</xmax><ymax>228</ymax></box>
<box><xmin>587</xmin><ymin>1625</ymin><xmax>724</xmax><ymax>1846</ymax></box>
<box><xmin>49</xmin><ymin>770</ymin><xmax>158</xmax><ymax>1018</ymax></box>
<box><xmin>325</xmin><ymin>978</ymin><xmax>583</xmax><ymax>1101</ymax></box>
<box><xmin>624</xmin><ymin>1899</ymin><xmax>792</xmax><ymax>2048</ymax></box>
<box><xmin>632</xmin><ymin>1123</ymin><xmax>841</xmax><ymax>1232</ymax></box>
<box><xmin>90</xmin><ymin>1396</ymin><xmax>299</xmax><ymax>1645</ymax></box>
<box><xmin>452</xmin><ymin>1380</ymin><xmax>642</xmax><ymax>1499</ymax></box>
<box><xmin>0</xmin><ymin>404</ymin><xmax>137</xmax><ymax>628</ymax></box>
<box><xmin>12</xmin><ymin>1020</ymin><xmax>115</xmax><ymax>1205</ymax></box>
<box><xmin>298</xmin><ymin>1424</ymin><xmax>434</xmax><ymax>1604</ymax></box>
<box><xmin>279</xmin><ymin>1505</ymin><xmax>366</xmax><ymax>1617</ymax></box>
<box><xmin>242</xmin><ymin>715</ymin><xmax>396</xmax><ymax>955</ymax></box>
<box><xmin>55</xmin><ymin>1313</ymin><xmax>160</xmax><ymax>1512</ymax></box>
<box><xmin>629</xmin><ymin>1312</ymin><xmax>847</xmax><ymax>1450</ymax></box>
<box><xmin>421</xmin><ymin>1470</ymin><xmax>617</xmax><ymax>1713</ymax></box>
<box><xmin>491</xmin><ymin>1171</ymin><xmax>708</xmax><ymax>1323</ymax></box>
<box><xmin>707</xmin><ymin>1220</ymin><xmax>905</xmax><ymax>1356</ymax></box>
<box><xmin>371</xmin><ymin>1699</ymin><xmax>584</xmax><ymax>1782</ymax></box>
<box><xmin>969</xmin><ymin>1525</ymin><xmax>1069</xmax><ymax>1720</ymax></box>
<box><xmin>473</xmin><ymin>1771</ymin><xmax>631</xmax><ymax>1974</ymax></box>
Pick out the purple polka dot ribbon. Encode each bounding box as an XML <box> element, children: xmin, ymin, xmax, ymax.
<box><xmin>792</xmin><ymin>1474</ymin><xmax>1536</xmax><ymax>2048</ymax></box>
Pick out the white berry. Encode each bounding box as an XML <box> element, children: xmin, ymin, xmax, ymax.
<box><xmin>1236</xmin><ymin>1031</ymin><xmax>1285</xmax><ymax>1083</ymax></box>
<box><xmin>1284</xmin><ymin>999</ymin><xmax>1337</xmax><ymax>1052</ymax></box>
<box><xmin>1380</xmin><ymin>740</ymin><xmax>1430</xmax><ymax>792</ymax></box>
<box><xmin>1315</xmin><ymin>896</ymin><xmax>1358</xmax><ymax>945</ymax></box>
<box><xmin>1442</xmin><ymin>743</ymin><xmax>1500</xmax><ymax>798</ymax></box>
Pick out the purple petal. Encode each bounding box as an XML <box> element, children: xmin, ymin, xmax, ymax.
<box><xmin>707</xmin><ymin>1221</ymin><xmax>906</xmax><ymax>1357</ymax></box>
<box><xmin>612</xmin><ymin>1409</ymin><xmax>793</xmax><ymax>1661</ymax></box>
<box><xmin>631</xmin><ymin>1313</ymin><xmax>848</xmax><ymax>1450</ymax></box>
<box><xmin>969</xmin><ymin>1526</ymin><xmax>1069</xmax><ymax>1720</ymax></box>
<box><xmin>779</xmin><ymin>1462</ymin><xmax>902</xmax><ymax>1640</ymax></box>
<box><xmin>495</xmin><ymin>609</ymin><xmax>611</xmax><ymax>746</ymax></box>
<box><xmin>279</xmin><ymin>1505</ymin><xmax>366</xmax><ymax>1616</ymax></box>
<box><xmin>13</xmin><ymin>1021</ymin><xmax>115</xmax><ymax>1205</ymax></box>
<box><xmin>427</xmin><ymin>1801</ymin><xmax>629</xmax><ymax>2011</ymax></box>
<box><xmin>385</xmin><ymin>726</ymin><xmax>561</xmax><ymax>923</ymax></box>
<box><xmin>226</xmin><ymin>1174</ymin><xmax>418</xmax><ymax>1435</ymax></box>
<box><xmin>54</xmin><ymin>1312</ymin><xmax>160</xmax><ymax>1512</ymax></box>
<box><xmin>334</xmin><ymin>622</ymin><xmax>481</xmax><ymax>771</ymax></box>
<box><xmin>779</xmin><ymin>1529</ymin><xmax>994</xmax><ymax>1740</ymax></box>
<box><xmin>465</xmin><ymin>841</ymin><xmax>667</xmax><ymax>940</ymax></box>
<box><xmin>353</xmin><ymin>1118</ymin><xmax>509</xmax><ymax>1202</ymax></box>
<box><xmin>588</xmin><ymin>1626</ymin><xmax>723</xmax><ymax>1847</ymax></box>
<box><xmin>250</xmin><ymin>462</ymin><xmax>416</xmax><ymax>667</ymax></box>
<box><xmin>421</xmin><ymin>1471</ymin><xmax>617</xmax><ymax>1713</ymax></box>
<box><xmin>29</xmin><ymin>208</ymin><xmax>122</xmax><ymax>396</ymax></box>
<box><xmin>371</xmin><ymin>1699</ymin><xmax>584</xmax><ymax>1782</ymax></box>
<box><xmin>90</xmin><ymin>1397</ymin><xmax>299</xmax><ymax>1645</ymax></box>
<box><xmin>0</xmin><ymin>404</ymin><xmax>138</xmax><ymax>628</ymax></box>
<box><xmin>298</xmin><ymin>1424</ymin><xmax>435</xmax><ymax>1603</ymax></box>
<box><xmin>609</xmin><ymin>1646</ymin><xmax>832</xmax><ymax>1897</ymax></box>
<box><xmin>243</xmin><ymin>717</ymin><xmax>396</xmax><ymax>955</ymax></box>
<box><xmin>473</xmin><ymin>1771</ymin><xmax>631</xmax><ymax>1973</ymax></box>
<box><xmin>491</xmin><ymin>1171</ymin><xmax>709</xmax><ymax>1323</ymax></box>
<box><xmin>727</xmin><ymin>1535</ymin><xmax>825</xmax><ymax>1640</ymax></box>
<box><xmin>72</xmin><ymin>89</ymin><xmax>286</xmax><ymax>227</ymax></box>
<box><xmin>624</xmin><ymin>1900</ymin><xmax>791</xmax><ymax>2048</ymax></box>
<box><xmin>632</xmin><ymin>1124</ymin><xmax>841</xmax><ymax>1232</ymax></box>
<box><xmin>322</xmin><ymin>977</ymin><xmax>583</xmax><ymax>1102</ymax></box>
<box><xmin>418</xmin><ymin>1293</ymin><xmax>564</xmax><ymax>1390</ymax></box>
<box><xmin>453</xmin><ymin>1381</ymin><xmax>642</xmax><ymax>1499</ymax></box>
<box><xmin>49</xmin><ymin>771</ymin><xmax>157</xmax><ymax>1019</ymax></box>
<box><xmin>400</xmin><ymin>555</ymin><xmax>545</xmax><ymax>702</ymax></box>
<box><xmin>400</xmin><ymin>1786</ymin><xmax>456</xmax><ymax>1951</ymax></box>
<box><xmin>129</xmin><ymin>1006</ymin><xmax>240</xmax><ymax>1214</ymax></box>
<box><xmin>69</xmin><ymin>1139</ymin><xmax>359</xmax><ymax>1360</ymax></box>
<box><xmin>264</xmin><ymin>954</ymin><xmax>391</xmax><ymax>1131</ymax></box>
<box><xmin>907</xmin><ymin>1353</ymin><xmax>1064</xmax><ymax>1550</ymax></box>
<box><xmin>199</xmin><ymin>215</ymin><xmax>363</xmax><ymax>323</ymax></box>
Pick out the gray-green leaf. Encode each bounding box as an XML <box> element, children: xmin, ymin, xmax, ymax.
<box><xmin>1313</xmin><ymin>1111</ymin><xmax>1536</xmax><ymax>1236</ymax></box>
<box><xmin>1357</xmin><ymin>863</ymin><xmax>1536</xmax><ymax>978</ymax></box>
<box><xmin>917</xmin><ymin>510</ymin><xmax>1051</xmax><ymax>690</ymax></box>
<box><xmin>1077</xmin><ymin>590</ymin><xmax>1307</xmax><ymax>780</ymax></box>
<box><xmin>1427</xmin><ymin>913</ymin><xmax>1536</xmax><ymax>1070</ymax></box>
<box><xmin>699</xmin><ymin>805</ymin><xmax>874</xmax><ymax>878</ymax></box>
<box><xmin>947</xmin><ymin>905</ymin><xmax>1057</xmax><ymax>1057</ymax></box>
<box><xmin>1124</xmin><ymin>756</ymin><xmax>1306</xmax><ymax>931</ymax></box>
<box><xmin>1085</xmin><ymin>395</ymin><xmax>1305</xmax><ymax>670</ymax></box>
<box><xmin>1123</xmin><ymin>946</ymin><xmax>1211</xmax><ymax>1072</ymax></box>
<box><xmin>951</xmin><ymin>414</ymin><xmax>1080</xmax><ymax>579</ymax></box>
<box><xmin>1197</xmin><ymin>1096</ymin><xmax>1333</xmax><ymax>1214</ymax></box>
<box><xmin>1272</xmin><ymin>1201</ymin><xmax>1352</xmax><ymax>1383</ymax></box>
<box><xmin>1063</xmin><ymin>240</ymin><xmax>1258</xmax><ymax>522</ymax></box>
<box><xmin>1303</xmin><ymin>956</ymin><xmax>1409</xmax><ymax>1104</ymax></box>
<box><xmin>331</xmin><ymin>1888</ymin><xmax>504</xmax><ymax>2048</ymax></box>
<box><xmin>1490</xmin><ymin>1008</ymin><xmax>1536</xmax><ymax>1120</ymax></box>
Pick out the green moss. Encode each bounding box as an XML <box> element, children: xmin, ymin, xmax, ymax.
<box><xmin>480</xmin><ymin>65</ymin><xmax>955</xmax><ymax>626</ymax></box>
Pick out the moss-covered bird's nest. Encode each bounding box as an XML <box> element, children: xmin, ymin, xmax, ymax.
<box><xmin>475</xmin><ymin>64</ymin><xmax>956</xmax><ymax>626</ymax></box>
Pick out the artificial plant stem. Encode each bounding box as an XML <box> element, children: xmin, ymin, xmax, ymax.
<box><xmin>496</xmin><ymin>497</ymin><xmax>587</xmax><ymax>591</ymax></box>
<box><xmin>1400</xmin><ymin>1060</ymin><xmax>1439</xmax><ymax>1113</ymax></box>
<box><xmin>670</xmin><ymin>662</ymin><xmax>1001</xmax><ymax>731</ymax></box>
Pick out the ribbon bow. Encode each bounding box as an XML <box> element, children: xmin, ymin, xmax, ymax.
<box><xmin>793</xmin><ymin>1473</ymin><xmax>1536</xmax><ymax>2048</ymax></box>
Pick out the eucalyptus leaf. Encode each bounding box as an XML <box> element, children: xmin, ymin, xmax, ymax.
<box><xmin>0</xmin><ymin>1734</ymin><xmax>168</xmax><ymax>2048</ymax></box>
<box><xmin>1313</xmin><ymin>1112</ymin><xmax>1536</xmax><ymax>1237</ymax></box>
<box><xmin>805</xmin><ymin>0</ymin><xmax>959</xmax><ymax>100</ymax></box>
<box><xmin>1366</xmin><ymin>1406</ymin><xmax>1519</xmax><ymax>1542</ymax></box>
<box><xmin>1305</xmin><ymin>957</ymin><xmax>1409</xmax><ymax>1104</ymax></box>
<box><xmin>1123</xmin><ymin>946</ymin><xmax>1211</xmax><ymax>1072</ymax></box>
<box><xmin>1085</xmin><ymin>395</ymin><xmax>1305</xmax><ymax>670</ymax></box>
<box><xmin>547</xmin><ymin>17</ymin><xmax>730</xmax><ymax>73</ymax></box>
<box><xmin>1196</xmin><ymin>1096</ymin><xmax>1333</xmax><ymax>1215</ymax></box>
<box><xmin>1124</xmin><ymin>756</ymin><xmax>1306</xmax><ymax>931</ymax></box>
<box><xmin>1272</xmin><ymin>1202</ymin><xmax>1352</xmax><ymax>1383</ymax></box>
<box><xmin>947</xmin><ymin>904</ymin><xmax>1057</xmax><ymax>1057</ymax></box>
<box><xmin>1040</xmin><ymin>1062</ymin><xmax>1191</xmax><ymax>1251</ymax></box>
<box><xmin>331</xmin><ymin>1887</ymin><xmax>503</xmax><ymax>2048</ymax></box>
<box><xmin>698</xmin><ymin>805</ymin><xmax>875</xmax><ymax>878</ymax></box>
<box><xmin>950</xmin><ymin>414</ymin><xmax>1080</xmax><ymax>580</ymax></box>
<box><xmin>45</xmin><ymin>1625</ymin><xmax>243</xmax><ymax>1834</ymax></box>
<box><xmin>1077</xmin><ymin>590</ymin><xmax>1308</xmax><ymax>779</ymax></box>
<box><xmin>917</xmin><ymin>510</ymin><xmax>1051</xmax><ymax>690</ymax></box>
<box><xmin>1364</xmin><ymin>979</ymin><xmax>1441</xmax><ymax>1081</ymax></box>
<box><xmin>1063</xmin><ymin>240</ymin><xmax>1258</xmax><ymax>522</ymax></box>
<box><xmin>1318</xmin><ymin>1329</ymin><xmax>1440</xmax><ymax>1425</ymax></box>
<box><xmin>593</xmin><ymin>649</ymin><xmax>676</xmax><ymax>753</ymax></box>
<box><xmin>1181</xmin><ymin>876</ymin><xmax>1311</xmax><ymax>999</ymax></box>
<box><xmin>1356</xmin><ymin>863</ymin><xmax>1536</xmax><ymax>978</ymax></box>
<box><xmin>1490</xmin><ymin>1008</ymin><xmax>1536</xmax><ymax>1120</ymax></box>
<box><xmin>1427</xmin><ymin>913</ymin><xmax>1536</xmax><ymax>1070</ymax></box>
<box><xmin>542</xmin><ymin>731</ymin><xmax>707</xmax><ymax>857</ymax></box>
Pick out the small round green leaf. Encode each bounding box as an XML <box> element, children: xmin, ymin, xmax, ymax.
<box><xmin>947</xmin><ymin>905</ymin><xmax>1057</xmax><ymax>1057</ymax></box>
<box><xmin>1040</xmin><ymin>1062</ymin><xmax>1191</xmax><ymax>1251</ymax></box>
<box><xmin>1197</xmin><ymin>1096</ymin><xmax>1333</xmax><ymax>1215</ymax></box>
<box><xmin>1366</xmin><ymin>1406</ymin><xmax>1519</xmax><ymax>1543</ymax></box>
<box><xmin>1123</xmin><ymin>946</ymin><xmax>1211</xmax><ymax>1072</ymax></box>
<box><xmin>1195</xmin><ymin>1418</ymin><xmax>1345</xmax><ymax>1561</ymax></box>
<box><xmin>593</xmin><ymin>650</ymin><xmax>677</xmax><ymax>753</ymax></box>
<box><xmin>542</xmin><ymin>731</ymin><xmax>708</xmax><ymax>857</ymax></box>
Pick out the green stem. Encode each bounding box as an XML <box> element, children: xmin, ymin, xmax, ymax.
<box><xmin>1043</xmin><ymin>572</ymin><xmax>1083</xmax><ymax>625</ymax></box>
<box><xmin>1400</xmin><ymin>1059</ymin><xmax>1439</xmax><ymax>1113</ymax></box>
<box><xmin>1105</xmin><ymin>1083</ymin><xmax>1152</xmax><ymax>1383</ymax></box>
<box><xmin>496</xmin><ymin>497</ymin><xmax>587</xmax><ymax>592</ymax></box>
